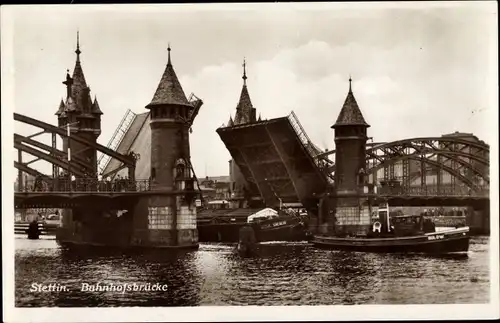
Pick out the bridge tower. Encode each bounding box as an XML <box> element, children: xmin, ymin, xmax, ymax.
<box><xmin>330</xmin><ymin>78</ymin><xmax>371</xmax><ymax>236</ymax></box>
<box><xmin>136</xmin><ymin>45</ymin><xmax>199</xmax><ymax>248</ymax></box>
<box><xmin>55</xmin><ymin>32</ymin><xmax>102</xmax><ymax>178</ymax></box>
<box><xmin>227</xmin><ymin>59</ymin><xmax>259</xmax><ymax>207</ymax></box>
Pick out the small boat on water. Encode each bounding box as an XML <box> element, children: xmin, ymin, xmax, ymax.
<box><xmin>198</xmin><ymin>203</ymin><xmax>311</xmax><ymax>243</ymax></box>
<box><xmin>237</xmin><ymin>208</ymin><xmax>312</xmax><ymax>256</ymax></box>
<box><xmin>247</xmin><ymin>209</ymin><xmax>311</xmax><ymax>243</ymax></box>
<box><xmin>237</xmin><ymin>225</ymin><xmax>258</xmax><ymax>257</ymax></box>
<box><xmin>312</xmin><ymin>203</ymin><xmax>470</xmax><ymax>254</ymax></box>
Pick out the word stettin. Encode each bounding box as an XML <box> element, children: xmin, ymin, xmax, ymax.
<box><xmin>81</xmin><ymin>282</ymin><xmax>168</xmax><ymax>293</ymax></box>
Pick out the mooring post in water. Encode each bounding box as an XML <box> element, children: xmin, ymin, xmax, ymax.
<box><xmin>238</xmin><ymin>225</ymin><xmax>257</xmax><ymax>256</ymax></box>
<box><xmin>26</xmin><ymin>219</ymin><xmax>41</xmax><ymax>240</ymax></box>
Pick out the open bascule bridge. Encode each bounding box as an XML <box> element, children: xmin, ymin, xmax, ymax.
<box><xmin>217</xmin><ymin>72</ymin><xmax>490</xmax><ymax>236</ymax></box>
<box><xmin>14</xmin><ymin>38</ymin><xmax>490</xmax><ymax>249</ymax></box>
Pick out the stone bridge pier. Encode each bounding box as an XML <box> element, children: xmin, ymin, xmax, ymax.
<box><xmin>466</xmin><ymin>204</ymin><xmax>490</xmax><ymax>235</ymax></box>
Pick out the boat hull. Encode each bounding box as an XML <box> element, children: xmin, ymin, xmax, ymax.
<box><xmin>312</xmin><ymin>228</ymin><xmax>470</xmax><ymax>254</ymax></box>
<box><xmin>198</xmin><ymin>222</ymin><xmax>247</xmax><ymax>242</ymax></box>
<box><xmin>199</xmin><ymin>216</ymin><xmax>311</xmax><ymax>243</ymax></box>
<box><xmin>253</xmin><ymin>223</ymin><xmax>311</xmax><ymax>242</ymax></box>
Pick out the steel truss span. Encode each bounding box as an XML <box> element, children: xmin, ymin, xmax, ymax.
<box><xmin>14</xmin><ymin>113</ymin><xmax>136</xmax><ymax>166</ymax></box>
<box><xmin>320</xmin><ymin>136</ymin><xmax>489</xmax><ymax>195</ymax></box>
<box><xmin>14</xmin><ymin>133</ymin><xmax>92</xmax><ymax>172</ymax></box>
<box><xmin>13</xmin><ymin>113</ymin><xmax>137</xmax><ymax>180</ymax></box>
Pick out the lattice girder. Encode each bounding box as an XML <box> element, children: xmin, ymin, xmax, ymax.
<box><xmin>14</xmin><ymin>133</ymin><xmax>93</xmax><ymax>173</ymax></box>
<box><xmin>14</xmin><ymin>161</ymin><xmax>53</xmax><ymax>184</ymax></box>
<box><xmin>367</xmin><ymin>152</ymin><xmax>477</xmax><ymax>190</ymax></box>
<box><xmin>367</xmin><ymin>140</ymin><xmax>489</xmax><ymax>183</ymax></box>
<box><xmin>369</xmin><ymin>141</ymin><xmax>486</xmax><ymax>163</ymax></box>
<box><xmin>15</xmin><ymin>142</ymin><xmax>88</xmax><ymax>177</ymax></box>
<box><xmin>367</xmin><ymin>148</ymin><xmax>488</xmax><ymax>183</ymax></box>
<box><xmin>14</xmin><ymin>113</ymin><xmax>135</xmax><ymax>167</ymax></box>
<box><xmin>321</xmin><ymin>136</ymin><xmax>489</xmax><ymax>193</ymax></box>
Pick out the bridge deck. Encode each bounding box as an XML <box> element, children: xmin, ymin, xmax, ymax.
<box><xmin>217</xmin><ymin>116</ymin><xmax>329</xmax><ymax>207</ymax></box>
<box><xmin>101</xmin><ymin>112</ymin><xmax>150</xmax><ymax>178</ymax></box>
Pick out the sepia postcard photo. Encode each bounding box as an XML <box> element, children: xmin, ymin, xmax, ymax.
<box><xmin>1</xmin><ymin>2</ymin><xmax>499</xmax><ymax>322</ymax></box>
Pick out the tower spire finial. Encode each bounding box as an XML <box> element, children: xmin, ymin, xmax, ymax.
<box><xmin>348</xmin><ymin>75</ymin><xmax>352</xmax><ymax>92</ymax></box>
<box><xmin>242</xmin><ymin>58</ymin><xmax>247</xmax><ymax>85</ymax></box>
<box><xmin>63</xmin><ymin>68</ymin><xmax>73</xmax><ymax>99</ymax></box>
<box><xmin>167</xmin><ymin>43</ymin><xmax>172</xmax><ymax>66</ymax></box>
<box><xmin>75</xmin><ymin>30</ymin><xmax>81</xmax><ymax>61</ymax></box>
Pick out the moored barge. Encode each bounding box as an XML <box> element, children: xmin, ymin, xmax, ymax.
<box><xmin>198</xmin><ymin>204</ymin><xmax>310</xmax><ymax>243</ymax></box>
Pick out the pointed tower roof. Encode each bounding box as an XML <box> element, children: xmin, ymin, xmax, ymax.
<box><xmin>236</xmin><ymin>85</ymin><xmax>253</xmax><ymax>112</ymax></box>
<box><xmin>332</xmin><ymin>77</ymin><xmax>370</xmax><ymax>128</ymax></box>
<box><xmin>71</xmin><ymin>31</ymin><xmax>89</xmax><ymax>103</ymax></box>
<box><xmin>257</xmin><ymin>113</ymin><xmax>262</xmax><ymax>122</ymax></box>
<box><xmin>227</xmin><ymin>115</ymin><xmax>234</xmax><ymax>127</ymax></box>
<box><xmin>91</xmin><ymin>96</ymin><xmax>103</xmax><ymax>115</ymax></box>
<box><xmin>234</xmin><ymin>58</ymin><xmax>254</xmax><ymax>125</ymax></box>
<box><xmin>147</xmin><ymin>45</ymin><xmax>190</xmax><ymax>108</ymax></box>
<box><xmin>55</xmin><ymin>99</ymin><xmax>66</xmax><ymax>115</ymax></box>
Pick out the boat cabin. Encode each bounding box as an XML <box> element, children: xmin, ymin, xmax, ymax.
<box><xmin>370</xmin><ymin>203</ymin><xmax>436</xmax><ymax>237</ymax></box>
<box><xmin>247</xmin><ymin>208</ymin><xmax>279</xmax><ymax>223</ymax></box>
<box><xmin>391</xmin><ymin>214</ymin><xmax>436</xmax><ymax>236</ymax></box>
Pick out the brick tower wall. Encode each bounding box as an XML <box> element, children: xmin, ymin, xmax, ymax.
<box><xmin>333</xmin><ymin>126</ymin><xmax>371</xmax><ymax>236</ymax></box>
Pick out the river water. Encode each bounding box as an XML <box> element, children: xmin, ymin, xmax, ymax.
<box><xmin>15</xmin><ymin>236</ymin><xmax>490</xmax><ymax>306</ymax></box>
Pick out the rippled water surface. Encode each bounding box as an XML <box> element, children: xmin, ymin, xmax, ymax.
<box><xmin>15</xmin><ymin>236</ymin><xmax>490</xmax><ymax>306</ymax></box>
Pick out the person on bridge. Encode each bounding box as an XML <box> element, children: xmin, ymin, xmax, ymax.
<box><xmin>34</xmin><ymin>175</ymin><xmax>44</xmax><ymax>192</ymax></box>
<box><xmin>113</xmin><ymin>175</ymin><xmax>121</xmax><ymax>192</ymax></box>
<box><xmin>123</xmin><ymin>176</ymin><xmax>129</xmax><ymax>191</ymax></box>
<box><xmin>103</xmin><ymin>177</ymin><xmax>111</xmax><ymax>191</ymax></box>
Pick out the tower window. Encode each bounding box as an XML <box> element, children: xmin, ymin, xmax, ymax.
<box><xmin>358</xmin><ymin>169</ymin><xmax>366</xmax><ymax>186</ymax></box>
<box><xmin>176</xmin><ymin>164</ymin><xmax>185</xmax><ymax>179</ymax></box>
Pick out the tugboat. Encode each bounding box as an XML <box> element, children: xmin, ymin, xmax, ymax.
<box><xmin>312</xmin><ymin>203</ymin><xmax>470</xmax><ymax>254</ymax></box>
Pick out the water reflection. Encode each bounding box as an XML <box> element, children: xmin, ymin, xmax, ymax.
<box><xmin>15</xmin><ymin>237</ymin><xmax>490</xmax><ymax>306</ymax></box>
<box><xmin>56</xmin><ymin>248</ymin><xmax>202</xmax><ymax>307</ymax></box>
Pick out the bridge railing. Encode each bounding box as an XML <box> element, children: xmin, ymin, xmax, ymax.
<box><xmin>16</xmin><ymin>178</ymin><xmax>151</xmax><ymax>193</ymax></box>
<box><xmin>377</xmin><ymin>185</ymin><xmax>489</xmax><ymax>197</ymax></box>
<box><xmin>287</xmin><ymin>111</ymin><xmax>334</xmax><ymax>182</ymax></box>
<box><xmin>97</xmin><ymin>109</ymin><xmax>137</xmax><ymax>175</ymax></box>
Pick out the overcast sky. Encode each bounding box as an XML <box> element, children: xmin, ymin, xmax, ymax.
<box><xmin>3</xmin><ymin>2</ymin><xmax>498</xmax><ymax>178</ymax></box>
